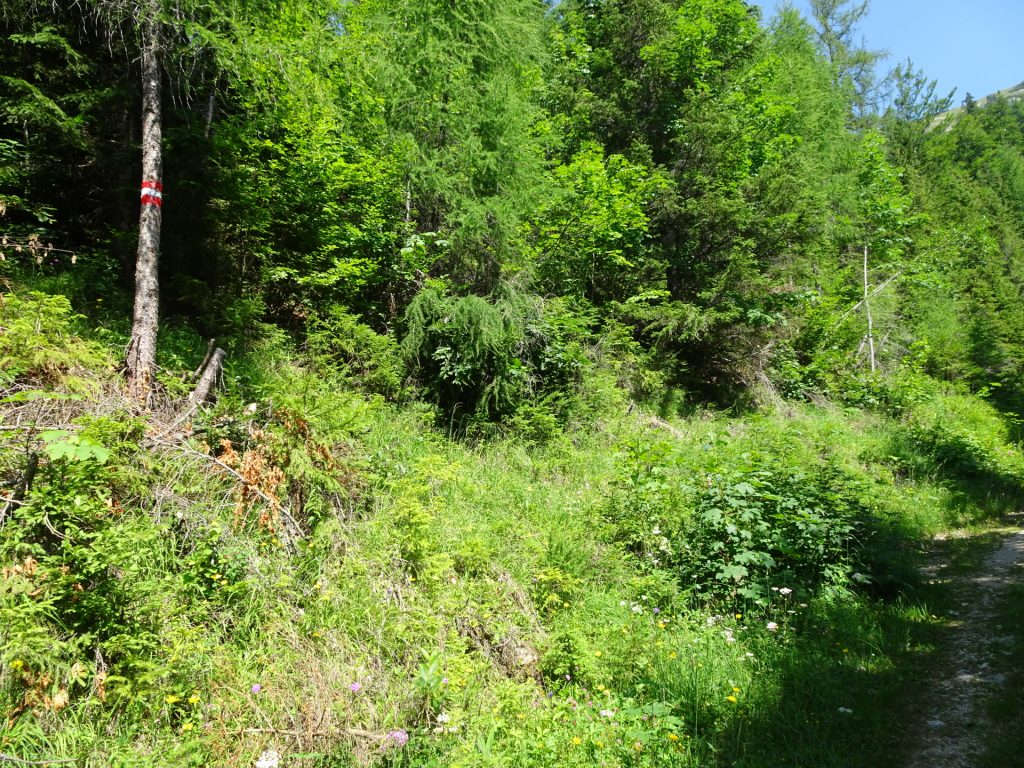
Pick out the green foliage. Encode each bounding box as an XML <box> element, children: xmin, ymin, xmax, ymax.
<box><xmin>529</xmin><ymin>144</ymin><xmax>666</xmax><ymax>304</ymax></box>
<box><xmin>307</xmin><ymin>306</ymin><xmax>404</xmax><ymax>399</ymax></box>
<box><xmin>350</xmin><ymin>0</ymin><xmax>549</xmax><ymax>285</ymax></box>
<box><xmin>0</xmin><ymin>291</ymin><xmax>108</xmax><ymax>387</ymax></box>
<box><xmin>605</xmin><ymin>439</ymin><xmax>871</xmax><ymax>606</ymax></box>
<box><xmin>402</xmin><ymin>284</ymin><xmax>586</xmax><ymax>427</ymax></box>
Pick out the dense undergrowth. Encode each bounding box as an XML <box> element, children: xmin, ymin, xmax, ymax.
<box><xmin>3</xmin><ymin>285</ymin><xmax>1023</xmax><ymax>767</ymax></box>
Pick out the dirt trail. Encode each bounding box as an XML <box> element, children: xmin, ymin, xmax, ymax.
<box><xmin>905</xmin><ymin>526</ymin><xmax>1024</xmax><ymax>768</ymax></box>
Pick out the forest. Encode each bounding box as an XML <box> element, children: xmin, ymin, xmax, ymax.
<box><xmin>2</xmin><ymin>0</ymin><xmax>1024</xmax><ymax>765</ymax></box>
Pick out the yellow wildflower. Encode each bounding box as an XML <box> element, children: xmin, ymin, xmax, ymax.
<box><xmin>188</xmin><ymin>694</ymin><xmax>200</xmax><ymax>705</ymax></box>
<box><xmin>726</xmin><ymin>695</ymin><xmax>738</xmax><ymax>704</ymax></box>
<box><xmin>572</xmin><ymin>737</ymin><xmax>582</xmax><ymax>746</ymax></box>
<box><xmin>668</xmin><ymin>733</ymin><xmax>680</xmax><ymax>742</ymax></box>
<box><xmin>165</xmin><ymin>695</ymin><xmax>181</xmax><ymax>705</ymax></box>
<box><xmin>594</xmin><ymin>650</ymin><xmax>602</xmax><ymax>658</ymax></box>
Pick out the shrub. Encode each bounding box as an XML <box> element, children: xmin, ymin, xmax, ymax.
<box><xmin>402</xmin><ymin>283</ymin><xmax>586</xmax><ymax>428</ymax></box>
<box><xmin>605</xmin><ymin>440</ymin><xmax>872</xmax><ymax>606</ymax></box>
<box><xmin>0</xmin><ymin>291</ymin><xmax>108</xmax><ymax>387</ymax></box>
<box><xmin>307</xmin><ymin>305</ymin><xmax>404</xmax><ymax>399</ymax></box>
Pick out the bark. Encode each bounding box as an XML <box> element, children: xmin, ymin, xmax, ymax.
<box><xmin>189</xmin><ymin>346</ymin><xmax>226</xmax><ymax>405</ymax></box>
<box><xmin>864</xmin><ymin>244</ymin><xmax>876</xmax><ymax>373</ymax></box>
<box><xmin>126</xmin><ymin>4</ymin><xmax>163</xmax><ymax>403</ymax></box>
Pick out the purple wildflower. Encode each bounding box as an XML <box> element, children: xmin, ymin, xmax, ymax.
<box><xmin>250</xmin><ymin>684</ymin><xmax>262</xmax><ymax>694</ymax></box>
<box><xmin>349</xmin><ymin>682</ymin><xmax>362</xmax><ymax>693</ymax></box>
<box><xmin>382</xmin><ymin>729</ymin><xmax>409</xmax><ymax>750</ymax></box>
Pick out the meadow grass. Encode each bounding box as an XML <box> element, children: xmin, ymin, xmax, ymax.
<box><xmin>3</xmin><ymin>288</ymin><xmax>1024</xmax><ymax>767</ymax></box>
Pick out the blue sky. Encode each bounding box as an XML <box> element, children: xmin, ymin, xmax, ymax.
<box><xmin>753</xmin><ymin>0</ymin><xmax>1024</xmax><ymax>103</ymax></box>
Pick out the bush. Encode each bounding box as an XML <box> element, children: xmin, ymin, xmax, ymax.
<box><xmin>605</xmin><ymin>440</ymin><xmax>872</xmax><ymax>606</ymax></box>
<box><xmin>0</xmin><ymin>291</ymin><xmax>108</xmax><ymax>387</ymax></box>
<box><xmin>306</xmin><ymin>305</ymin><xmax>404</xmax><ymax>399</ymax></box>
<box><xmin>402</xmin><ymin>283</ymin><xmax>586</xmax><ymax>429</ymax></box>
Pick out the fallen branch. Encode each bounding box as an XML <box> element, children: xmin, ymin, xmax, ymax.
<box><xmin>240</xmin><ymin>727</ymin><xmax>387</xmax><ymax>742</ymax></box>
<box><xmin>628</xmin><ymin>401</ymin><xmax>685</xmax><ymax>439</ymax></box>
<box><xmin>0</xmin><ymin>753</ymin><xmax>77</xmax><ymax>766</ymax></box>
<box><xmin>189</xmin><ymin>345</ymin><xmax>225</xmax><ymax>406</ymax></box>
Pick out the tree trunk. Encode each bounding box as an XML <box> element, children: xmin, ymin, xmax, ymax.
<box><xmin>126</xmin><ymin>5</ymin><xmax>163</xmax><ymax>403</ymax></box>
<box><xmin>864</xmin><ymin>244</ymin><xmax>876</xmax><ymax>373</ymax></box>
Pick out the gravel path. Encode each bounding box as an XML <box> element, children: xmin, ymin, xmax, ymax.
<box><xmin>905</xmin><ymin>527</ymin><xmax>1024</xmax><ymax>768</ymax></box>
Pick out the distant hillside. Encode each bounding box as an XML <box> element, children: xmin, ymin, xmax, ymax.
<box><xmin>930</xmin><ymin>80</ymin><xmax>1024</xmax><ymax>129</ymax></box>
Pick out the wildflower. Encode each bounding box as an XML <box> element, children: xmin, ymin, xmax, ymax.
<box><xmin>441</xmin><ymin>677</ymin><xmax>448</xmax><ymax>685</ymax></box>
<box><xmin>181</xmin><ymin>723</ymin><xmax>194</xmax><ymax>733</ymax></box>
<box><xmin>188</xmin><ymin>694</ymin><xmax>200</xmax><ymax>705</ymax></box>
<box><xmin>9</xmin><ymin>660</ymin><xmax>23</xmax><ymax>671</ymax></box>
<box><xmin>254</xmin><ymin>750</ymin><xmax>281</xmax><ymax>768</ymax></box>
<box><xmin>779</xmin><ymin>587</ymin><xmax>793</xmax><ymax>596</ymax></box>
<box><xmin>349</xmin><ymin>682</ymin><xmax>362</xmax><ymax>693</ymax></box>
<box><xmin>633</xmin><ymin>742</ymin><xmax>644</xmax><ymax>752</ymax></box>
<box><xmin>572</xmin><ymin>737</ymin><xmax>583</xmax><ymax>746</ymax></box>
<box><xmin>669</xmin><ymin>651</ymin><xmax>677</xmax><ymax>659</ymax></box>
<box><xmin>653</xmin><ymin>607</ymin><xmax>661</xmax><ymax>614</ymax></box>
<box><xmin>382</xmin><ymin>729</ymin><xmax>409</xmax><ymax>750</ymax></box>
<box><xmin>437</xmin><ymin>713</ymin><xmax>451</xmax><ymax>724</ymax></box>
<box><xmin>726</xmin><ymin>695</ymin><xmax>738</xmax><ymax>704</ymax></box>
<box><xmin>732</xmin><ymin>687</ymin><xmax>741</xmax><ymax>693</ymax></box>
<box><xmin>668</xmin><ymin>733</ymin><xmax>680</xmax><ymax>742</ymax></box>
<box><xmin>766</xmin><ymin>622</ymin><xmax>779</xmax><ymax>632</ymax></box>
<box><xmin>594</xmin><ymin>650</ymin><xmax>603</xmax><ymax>658</ymax></box>
<box><xmin>723</xmin><ymin>629</ymin><xmax>736</xmax><ymax>643</ymax></box>
<box><xmin>165</xmin><ymin>695</ymin><xmax>181</xmax><ymax>705</ymax></box>
<box><xmin>250</xmin><ymin>684</ymin><xmax>262</xmax><ymax>694</ymax></box>
<box><xmin>599</xmin><ymin>709</ymin><xmax>615</xmax><ymax>718</ymax></box>
<box><xmin>735</xmin><ymin>613</ymin><xmax>742</xmax><ymax>620</ymax></box>
<box><xmin>838</xmin><ymin>707</ymin><xmax>853</xmax><ymax>714</ymax></box>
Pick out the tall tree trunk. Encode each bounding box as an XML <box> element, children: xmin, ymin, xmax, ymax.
<box><xmin>126</xmin><ymin>5</ymin><xmax>163</xmax><ymax>403</ymax></box>
<box><xmin>864</xmin><ymin>244</ymin><xmax>876</xmax><ymax>373</ymax></box>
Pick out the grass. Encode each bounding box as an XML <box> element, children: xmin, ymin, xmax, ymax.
<box><xmin>3</xmin><ymin>284</ymin><xmax>1024</xmax><ymax>766</ymax></box>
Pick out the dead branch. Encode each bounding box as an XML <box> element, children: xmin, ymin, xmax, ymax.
<box><xmin>150</xmin><ymin>437</ymin><xmax>303</xmax><ymax>542</ymax></box>
<box><xmin>0</xmin><ymin>753</ymin><xmax>77</xmax><ymax>766</ymax></box>
<box><xmin>189</xmin><ymin>346</ymin><xmax>225</xmax><ymax>406</ymax></box>
<box><xmin>240</xmin><ymin>727</ymin><xmax>387</xmax><ymax>742</ymax></box>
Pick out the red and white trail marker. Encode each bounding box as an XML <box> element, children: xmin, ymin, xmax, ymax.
<box><xmin>140</xmin><ymin>180</ymin><xmax>163</xmax><ymax>208</ymax></box>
